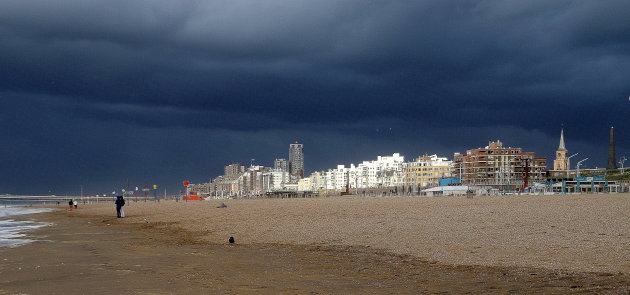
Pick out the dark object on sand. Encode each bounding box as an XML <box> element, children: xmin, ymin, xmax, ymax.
<box><xmin>228</xmin><ymin>237</ymin><xmax>235</xmax><ymax>244</ymax></box>
<box><xmin>217</xmin><ymin>202</ymin><xmax>227</xmax><ymax>208</ymax></box>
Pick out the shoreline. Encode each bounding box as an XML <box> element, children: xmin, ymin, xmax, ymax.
<box><xmin>1</xmin><ymin>195</ymin><xmax>629</xmax><ymax>294</ymax></box>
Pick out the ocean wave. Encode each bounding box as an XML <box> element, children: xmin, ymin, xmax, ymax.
<box><xmin>0</xmin><ymin>208</ymin><xmax>53</xmax><ymax>248</ymax></box>
<box><xmin>0</xmin><ymin>207</ymin><xmax>53</xmax><ymax>218</ymax></box>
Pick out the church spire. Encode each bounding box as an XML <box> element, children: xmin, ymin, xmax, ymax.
<box><xmin>558</xmin><ymin>128</ymin><xmax>567</xmax><ymax>151</ymax></box>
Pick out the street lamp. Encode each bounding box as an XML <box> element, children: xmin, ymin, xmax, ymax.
<box><xmin>575</xmin><ymin>158</ymin><xmax>588</xmax><ymax>194</ymax></box>
<box><xmin>567</xmin><ymin>153</ymin><xmax>579</xmax><ymax>177</ymax></box>
<box><xmin>619</xmin><ymin>156</ymin><xmax>627</xmax><ymax>174</ymax></box>
<box><xmin>576</xmin><ymin>158</ymin><xmax>589</xmax><ymax>178</ymax></box>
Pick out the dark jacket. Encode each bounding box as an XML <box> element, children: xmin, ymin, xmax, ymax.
<box><xmin>115</xmin><ymin>196</ymin><xmax>125</xmax><ymax>207</ymax></box>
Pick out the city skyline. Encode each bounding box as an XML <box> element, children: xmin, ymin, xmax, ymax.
<box><xmin>185</xmin><ymin>132</ymin><xmax>626</xmax><ymax>197</ymax></box>
<box><xmin>1</xmin><ymin>1</ymin><xmax>629</xmax><ymax>195</ymax></box>
<box><xmin>0</xmin><ymin>125</ymin><xmax>624</xmax><ymax>196</ymax></box>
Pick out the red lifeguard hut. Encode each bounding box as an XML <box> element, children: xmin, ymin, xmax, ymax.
<box><xmin>183</xmin><ymin>180</ymin><xmax>204</xmax><ymax>201</ymax></box>
<box><xmin>186</xmin><ymin>191</ymin><xmax>203</xmax><ymax>201</ymax></box>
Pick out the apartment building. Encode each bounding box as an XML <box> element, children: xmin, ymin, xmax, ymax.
<box><xmin>303</xmin><ymin>153</ymin><xmax>406</xmax><ymax>192</ymax></box>
<box><xmin>274</xmin><ymin>158</ymin><xmax>288</xmax><ymax>172</ymax></box>
<box><xmin>453</xmin><ymin>140</ymin><xmax>547</xmax><ymax>190</ymax></box>
<box><xmin>289</xmin><ymin>142</ymin><xmax>304</xmax><ymax>179</ymax></box>
<box><xmin>224</xmin><ymin>163</ymin><xmax>245</xmax><ymax>179</ymax></box>
<box><xmin>402</xmin><ymin>154</ymin><xmax>452</xmax><ymax>188</ymax></box>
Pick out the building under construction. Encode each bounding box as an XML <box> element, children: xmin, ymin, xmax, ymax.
<box><xmin>453</xmin><ymin>140</ymin><xmax>547</xmax><ymax>191</ymax></box>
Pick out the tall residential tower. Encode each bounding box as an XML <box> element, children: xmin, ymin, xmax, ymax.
<box><xmin>289</xmin><ymin>142</ymin><xmax>304</xmax><ymax>179</ymax></box>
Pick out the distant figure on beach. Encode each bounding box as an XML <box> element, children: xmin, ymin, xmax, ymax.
<box><xmin>229</xmin><ymin>237</ymin><xmax>235</xmax><ymax>244</ymax></box>
<box><xmin>73</xmin><ymin>200</ymin><xmax>78</xmax><ymax>209</ymax></box>
<box><xmin>115</xmin><ymin>196</ymin><xmax>126</xmax><ymax>218</ymax></box>
<box><xmin>120</xmin><ymin>201</ymin><xmax>125</xmax><ymax>217</ymax></box>
<box><xmin>217</xmin><ymin>202</ymin><xmax>227</xmax><ymax>208</ymax></box>
<box><xmin>68</xmin><ymin>199</ymin><xmax>73</xmax><ymax>211</ymax></box>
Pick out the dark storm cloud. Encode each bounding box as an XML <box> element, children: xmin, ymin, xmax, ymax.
<box><xmin>1</xmin><ymin>0</ymin><xmax>629</xmax><ymax>194</ymax></box>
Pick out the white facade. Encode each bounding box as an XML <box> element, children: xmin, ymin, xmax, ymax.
<box><xmin>310</xmin><ymin>171</ymin><xmax>327</xmax><ymax>191</ymax></box>
<box><xmin>354</xmin><ymin>153</ymin><xmax>405</xmax><ymax>188</ymax></box>
<box><xmin>262</xmin><ymin>170</ymin><xmax>290</xmax><ymax>191</ymax></box>
<box><xmin>297</xmin><ymin>177</ymin><xmax>312</xmax><ymax>191</ymax></box>
<box><xmin>306</xmin><ymin>153</ymin><xmax>406</xmax><ymax>191</ymax></box>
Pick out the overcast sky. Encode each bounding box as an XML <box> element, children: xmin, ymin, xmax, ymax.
<box><xmin>1</xmin><ymin>0</ymin><xmax>629</xmax><ymax>195</ymax></box>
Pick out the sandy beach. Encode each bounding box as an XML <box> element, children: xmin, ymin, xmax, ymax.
<box><xmin>1</xmin><ymin>194</ymin><xmax>629</xmax><ymax>294</ymax></box>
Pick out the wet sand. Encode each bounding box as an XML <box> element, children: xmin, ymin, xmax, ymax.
<box><xmin>1</xmin><ymin>194</ymin><xmax>629</xmax><ymax>294</ymax></box>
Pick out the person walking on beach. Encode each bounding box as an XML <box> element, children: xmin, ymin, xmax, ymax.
<box><xmin>73</xmin><ymin>200</ymin><xmax>78</xmax><ymax>209</ymax></box>
<box><xmin>120</xmin><ymin>196</ymin><xmax>125</xmax><ymax>218</ymax></box>
<box><xmin>68</xmin><ymin>199</ymin><xmax>73</xmax><ymax>211</ymax></box>
<box><xmin>115</xmin><ymin>196</ymin><xmax>125</xmax><ymax>218</ymax></box>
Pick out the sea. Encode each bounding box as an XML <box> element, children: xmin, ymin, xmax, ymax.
<box><xmin>0</xmin><ymin>206</ymin><xmax>53</xmax><ymax>248</ymax></box>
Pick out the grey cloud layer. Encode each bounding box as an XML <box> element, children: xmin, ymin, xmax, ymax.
<box><xmin>1</xmin><ymin>0</ymin><xmax>628</xmax><ymax>194</ymax></box>
<box><xmin>2</xmin><ymin>1</ymin><xmax>628</xmax><ymax>108</ymax></box>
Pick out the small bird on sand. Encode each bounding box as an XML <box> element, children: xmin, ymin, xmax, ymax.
<box><xmin>228</xmin><ymin>237</ymin><xmax>235</xmax><ymax>244</ymax></box>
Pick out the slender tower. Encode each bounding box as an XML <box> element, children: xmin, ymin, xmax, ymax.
<box><xmin>607</xmin><ymin>127</ymin><xmax>617</xmax><ymax>170</ymax></box>
<box><xmin>289</xmin><ymin>141</ymin><xmax>304</xmax><ymax>179</ymax></box>
<box><xmin>553</xmin><ymin>128</ymin><xmax>569</xmax><ymax>171</ymax></box>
